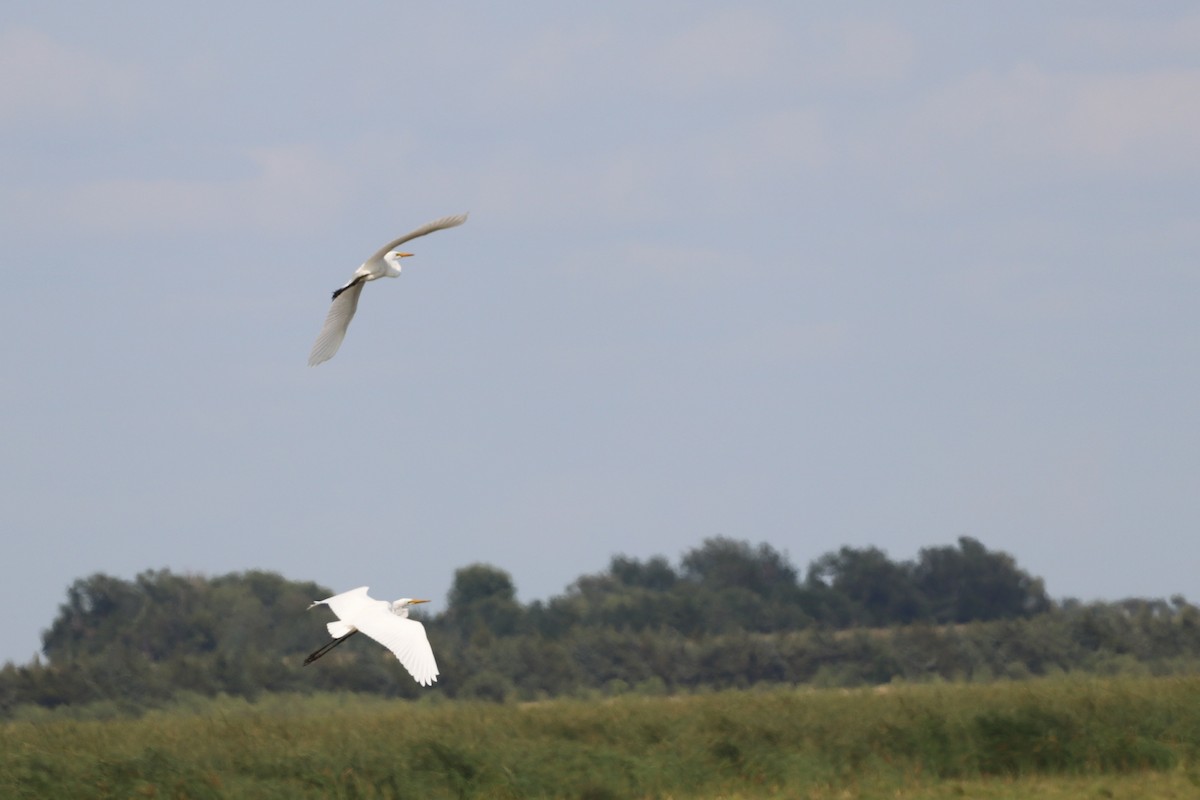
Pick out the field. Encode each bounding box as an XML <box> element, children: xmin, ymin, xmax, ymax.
<box><xmin>3</xmin><ymin>676</ymin><xmax>1199</xmax><ymax>798</ymax></box>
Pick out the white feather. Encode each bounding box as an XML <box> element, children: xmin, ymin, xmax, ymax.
<box><xmin>309</xmin><ymin>586</ymin><xmax>440</xmax><ymax>686</ymax></box>
<box><xmin>307</xmin><ymin>213</ymin><xmax>468</xmax><ymax>366</ymax></box>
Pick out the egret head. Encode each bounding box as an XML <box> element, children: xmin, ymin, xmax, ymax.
<box><xmin>381</xmin><ymin>251</ymin><xmax>413</xmax><ymax>277</ymax></box>
<box><xmin>390</xmin><ymin>598</ymin><xmax>430</xmax><ymax>617</ymax></box>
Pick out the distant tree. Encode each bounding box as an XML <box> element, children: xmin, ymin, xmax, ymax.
<box><xmin>10</xmin><ymin>537</ymin><xmax>1200</xmax><ymax>717</ymax></box>
<box><xmin>806</xmin><ymin>546</ymin><xmax>928</xmax><ymax>626</ymax></box>
<box><xmin>448</xmin><ymin>564</ymin><xmax>517</xmax><ymax>607</ymax></box>
<box><xmin>42</xmin><ymin>573</ymin><xmax>145</xmax><ymax>663</ymax></box>
<box><xmin>32</xmin><ymin>569</ymin><xmax>333</xmax><ymax>708</ymax></box>
<box><xmin>680</xmin><ymin>537</ymin><xmax>798</xmax><ymax>598</ymax></box>
<box><xmin>537</xmin><ymin>571</ymin><xmax>664</xmax><ymax>634</ymax></box>
<box><xmin>444</xmin><ymin>564</ymin><xmax>523</xmax><ymax>638</ymax></box>
<box><xmin>541</xmin><ymin>542</ymin><xmax>810</xmax><ymax>636</ymax></box>
<box><xmin>609</xmin><ymin>555</ymin><xmax>677</xmax><ymax>591</ymax></box>
<box><xmin>912</xmin><ymin>537</ymin><xmax>1050</xmax><ymax>623</ymax></box>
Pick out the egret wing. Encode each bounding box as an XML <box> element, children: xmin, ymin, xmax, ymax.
<box><xmin>364</xmin><ymin>213</ymin><xmax>468</xmax><ymax>264</ymax></box>
<box><xmin>314</xmin><ymin>585</ymin><xmax>374</xmax><ymax>623</ymax></box>
<box><xmin>308</xmin><ymin>281</ymin><xmax>364</xmax><ymax>366</ymax></box>
<box><xmin>352</xmin><ymin>605</ymin><xmax>440</xmax><ymax>686</ymax></box>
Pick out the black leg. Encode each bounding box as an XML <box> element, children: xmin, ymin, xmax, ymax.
<box><xmin>304</xmin><ymin>630</ymin><xmax>357</xmax><ymax>665</ymax></box>
<box><xmin>331</xmin><ymin>276</ymin><xmax>365</xmax><ymax>300</ymax></box>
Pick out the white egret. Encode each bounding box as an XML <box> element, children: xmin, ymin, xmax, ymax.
<box><xmin>308</xmin><ymin>213</ymin><xmax>468</xmax><ymax>366</ymax></box>
<box><xmin>303</xmin><ymin>586</ymin><xmax>439</xmax><ymax>686</ymax></box>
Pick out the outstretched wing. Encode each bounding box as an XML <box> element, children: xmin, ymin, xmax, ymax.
<box><xmin>308</xmin><ymin>281</ymin><xmax>365</xmax><ymax>366</ymax></box>
<box><xmin>351</xmin><ymin>605</ymin><xmax>440</xmax><ymax>686</ymax></box>
<box><xmin>364</xmin><ymin>213</ymin><xmax>469</xmax><ymax>264</ymax></box>
<box><xmin>317</xmin><ymin>586</ymin><xmax>375</xmax><ymax>620</ymax></box>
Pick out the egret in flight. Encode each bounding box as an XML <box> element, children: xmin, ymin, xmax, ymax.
<box><xmin>308</xmin><ymin>213</ymin><xmax>468</xmax><ymax>366</ymax></box>
<box><xmin>304</xmin><ymin>586</ymin><xmax>439</xmax><ymax>686</ymax></box>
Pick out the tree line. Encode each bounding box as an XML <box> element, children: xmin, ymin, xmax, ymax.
<box><xmin>3</xmin><ymin>537</ymin><xmax>1199</xmax><ymax>715</ymax></box>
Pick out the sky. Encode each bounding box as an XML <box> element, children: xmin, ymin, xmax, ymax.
<box><xmin>2</xmin><ymin>3</ymin><xmax>1198</xmax><ymax>665</ymax></box>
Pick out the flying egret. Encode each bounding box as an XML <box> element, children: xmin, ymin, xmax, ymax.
<box><xmin>308</xmin><ymin>213</ymin><xmax>468</xmax><ymax>366</ymax></box>
<box><xmin>304</xmin><ymin>586</ymin><xmax>439</xmax><ymax>686</ymax></box>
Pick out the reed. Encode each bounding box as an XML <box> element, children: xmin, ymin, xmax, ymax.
<box><xmin>2</xmin><ymin>675</ymin><xmax>1198</xmax><ymax>798</ymax></box>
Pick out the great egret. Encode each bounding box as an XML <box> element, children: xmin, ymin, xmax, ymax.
<box><xmin>303</xmin><ymin>586</ymin><xmax>439</xmax><ymax>686</ymax></box>
<box><xmin>308</xmin><ymin>213</ymin><xmax>468</xmax><ymax>366</ymax></box>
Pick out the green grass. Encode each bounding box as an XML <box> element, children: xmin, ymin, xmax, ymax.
<box><xmin>3</xmin><ymin>676</ymin><xmax>1199</xmax><ymax>798</ymax></box>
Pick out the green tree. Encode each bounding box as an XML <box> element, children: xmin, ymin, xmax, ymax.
<box><xmin>806</xmin><ymin>546</ymin><xmax>928</xmax><ymax>626</ymax></box>
<box><xmin>913</xmin><ymin>537</ymin><xmax>1050</xmax><ymax>623</ymax></box>
<box><xmin>680</xmin><ymin>537</ymin><xmax>797</xmax><ymax>597</ymax></box>
<box><xmin>610</xmin><ymin>555</ymin><xmax>677</xmax><ymax>590</ymax></box>
<box><xmin>444</xmin><ymin>564</ymin><xmax>523</xmax><ymax>639</ymax></box>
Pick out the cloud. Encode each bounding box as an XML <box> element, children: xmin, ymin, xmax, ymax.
<box><xmin>718</xmin><ymin>318</ymin><xmax>852</xmax><ymax>367</ymax></box>
<box><xmin>471</xmin><ymin>106</ymin><xmax>828</xmax><ymax>230</ymax></box>
<box><xmin>0</xmin><ymin>27</ymin><xmax>143</xmax><ymax>124</ymax></box>
<box><xmin>489</xmin><ymin>25</ymin><xmax>614</xmax><ymax>108</ymax></box>
<box><xmin>479</xmin><ymin>9</ymin><xmax>800</xmax><ymax>109</ymax></box>
<box><xmin>943</xmin><ymin>259</ymin><xmax>1115</xmax><ymax>326</ymax></box>
<box><xmin>687</xmin><ymin>108</ymin><xmax>830</xmax><ymax>180</ymax></box>
<box><xmin>47</xmin><ymin>144</ymin><xmax>353</xmax><ymax>235</ymax></box>
<box><xmin>650</xmin><ymin>12</ymin><xmax>914</xmax><ymax>95</ymax></box>
<box><xmin>1056</xmin><ymin>70</ymin><xmax>1200</xmax><ymax>164</ymax></box>
<box><xmin>912</xmin><ymin>64</ymin><xmax>1200</xmax><ymax>174</ymax></box>
<box><xmin>651</xmin><ymin>9</ymin><xmax>782</xmax><ymax>93</ymax></box>
<box><xmin>616</xmin><ymin>242</ymin><xmax>726</xmax><ymax>278</ymax></box>
<box><xmin>1066</xmin><ymin>10</ymin><xmax>1200</xmax><ymax>60</ymax></box>
<box><xmin>815</xmin><ymin>17</ymin><xmax>916</xmax><ymax>88</ymax></box>
<box><xmin>474</xmin><ymin>147</ymin><xmax>669</xmax><ymax>228</ymax></box>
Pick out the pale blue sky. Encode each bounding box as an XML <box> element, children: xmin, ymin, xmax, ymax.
<box><xmin>3</xmin><ymin>3</ymin><xmax>1198</xmax><ymax>664</ymax></box>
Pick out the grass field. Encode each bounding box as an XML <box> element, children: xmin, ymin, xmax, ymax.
<box><xmin>3</xmin><ymin>676</ymin><xmax>1199</xmax><ymax>798</ymax></box>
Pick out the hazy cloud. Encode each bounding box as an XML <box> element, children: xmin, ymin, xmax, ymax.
<box><xmin>691</xmin><ymin>108</ymin><xmax>830</xmax><ymax>179</ymax></box>
<box><xmin>651</xmin><ymin>9</ymin><xmax>782</xmax><ymax>93</ymax></box>
<box><xmin>0</xmin><ymin>27</ymin><xmax>143</xmax><ymax>124</ymax></box>
<box><xmin>914</xmin><ymin>64</ymin><xmax>1200</xmax><ymax>174</ymax></box>
<box><xmin>488</xmin><ymin>24</ymin><xmax>615</xmax><ymax>109</ymax></box>
<box><xmin>1066</xmin><ymin>10</ymin><xmax>1200</xmax><ymax>60</ymax></box>
<box><xmin>816</xmin><ymin>17</ymin><xmax>916</xmax><ymax>88</ymax></box>
<box><xmin>50</xmin><ymin>144</ymin><xmax>352</xmax><ymax>235</ymax></box>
